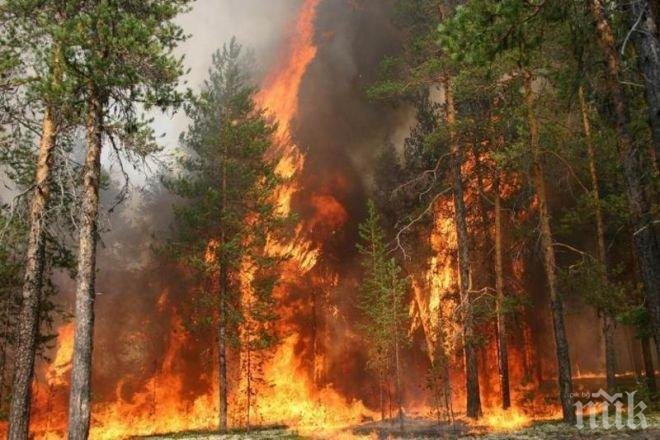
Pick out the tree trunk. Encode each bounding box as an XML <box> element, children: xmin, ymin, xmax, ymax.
<box><xmin>590</xmin><ymin>0</ymin><xmax>660</xmax><ymax>360</ymax></box>
<box><xmin>218</xmin><ymin>143</ymin><xmax>229</xmax><ymax>432</ymax></box>
<box><xmin>493</xmin><ymin>176</ymin><xmax>511</xmax><ymax>409</ymax></box>
<box><xmin>246</xmin><ymin>339</ymin><xmax>251</xmax><ymax>430</ymax></box>
<box><xmin>578</xmin><ymin>86</ymin><xmax>617</xmax><ymax>392</ymax></box>
<box><xmin>524</xmin><ymin>71</ymin><xmax>575</xmax><ymax>424</ymax></box>
<box><xmin>625</xmin><ymin>327</ymin><xmax>642</xmax><ymax>379</ymax></box>
<box><xmin>218</xmin><ymin>307</ymin><xmax>228</xmax><ymax>431</ymax></box>
<box><xmin>443</xmin><ymin>74</ymin><xmax>481</xmax><ymax>419</ymax></box>
<box><xmin>624</xmin><ymin>0</ymin><xmax>660</xmax><ymax>167</ymax></box>
<box><xmin>394</xmin><ymin>337</ymin><xmax>403</xmax><ymax>431</ymax></box>
<box><xmin>67</xmin><ymin>92</ymin><xmax>104</xmax><ymax>440</ymax></box>
<box><xmin>8</xmin><ymin>107</ymin><xmax>58</xmax><ymax>440</ymax></box>
<box><xmin>379</xmin><ymin>371</ymin><xmax>385</xmax><ymax>422</ymax></box>
<box><xmin>641</xmin><ymin>336</ymin><xmax>657</xmax><ymax>393</ymax></box>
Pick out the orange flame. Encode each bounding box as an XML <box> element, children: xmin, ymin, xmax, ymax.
<box><xmin>242</xmin><ymin>0</ymin><xmax>373</xmax><ymax>433</ymax></box>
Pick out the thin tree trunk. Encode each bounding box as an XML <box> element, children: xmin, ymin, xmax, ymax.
<box><xmin>246</xmin><ymin>338</ymin><xmax>251</xmax><ymax>430</ymax></box>
<box><xmin>67</xmin><ymin>91</ymin><xmax>104</xmax><ymax>440</ymax></box>
<box><xmin>493</xmin><ymin>176</ymin><xmax>511</xmax><ymax>409</ymax></box>
<box><xmin>391</xmin><ymin>267</ymin><xmax>404</xmax><ymax>430</ymax></box>
<box><xmin>523</xmin><ymin>71</ymin><xmax>575</xmax><ymax>424</ymax></box>
<box><xmin>0</xmin><ymin>341</ymin><xmax>7</xmax><ymax>401</ymax></box>
<box><xmin>626</xmin><ymin>327</ymin><xmax>642</xmax><ymax>379</ymax></box>
<box><xmin>217</xmin><ymin>307</ymin><xmax>228</xmax><ymax>431</ymax></box>
<box><xmin>394</xmin><ymin>337</ymin><xmax>403</xmax><ymax>431</ymax></box>
<box><xmin>641</xmin><ymin>336</ymin><xmax>657</xmax><ymax>393</ymax></box>
<box><xmin>218</xmin><ymin>148</ymin><xmax>229</xmax><ymax>432</ymax></box>
<box><xmin>443</xmin><ymin>74</ymin><xmax>481</xmax><ymax>419</ymax></box>
<box><xmin>8</xmin><ymin>107</ymin><xmax>58</xmax><ymax>440</ymax></box>
<box><xmin>379</xmin><ymin>371</ymin><xmax>385</xmax><ymax>422</ymax></box>
<box><xmin>590</xmin><ymin>0</ymin><xmax>660</xmax><ymax>360</ymax></box>
<box><xmin>387</xmin><ymin>383</ymin><xmax>392</xmax><ymax>422</ymax></box>
<box><xmin>624</xmin><ymin>0</ymin><xmax>660</xmax><ymax>167</ymax></box>
<box><xmin>578</xmin><ymin>86</ymin><xmax>617</xmax><ymax>392</ymax></box>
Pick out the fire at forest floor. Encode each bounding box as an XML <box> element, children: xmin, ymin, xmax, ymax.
<box><xmin>136</xmin><ymin>412</ymin><xmax>660</xmax><ymax>440</ymax></box>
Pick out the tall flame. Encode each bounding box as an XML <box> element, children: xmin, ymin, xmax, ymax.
<box><xmin>256</xmin><ymin>0</ymin><xmax>319</xmax><ymax>142</ymax></box>
<box><xmin>245</xmin><ymin>0</ymin><xmax>373</xmax><ymax>433</ymax></box>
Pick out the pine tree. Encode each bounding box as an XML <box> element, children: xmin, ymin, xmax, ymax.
<box><xmin>369</xmin><ymin>0</ymin><xmax>484</xmax><ymax>419</ymax></box>
<box><xmin>0</xmin><ymin>1</ymin><xmax>81</xmax><ymax>436</ymax></box>
<box><xmin>164</xmin><ymin>39</ymin><xmax>286</xmax><ymax>432</ymax></box>
<box><xmin>357</xmin><ymin>201</ymin><xmax>409</xmax><ymax>429</ymax></box>
<box><xmin>588</xmin><ymin>0</ymin><xmax>660</xmax><ymax>363</ymax></box>
<box><xmin>0</xmin><ymin>3</ymin><xmax>71</xmax><ymax>436</ymax></box>
<box><xmin>622</xmin><ymin>0</ymin><xmax>660</xmax><ymax>166</ymax></box>
<box><xmin>438</xmin><ymin>0</ymin><xmax>578</xmax><ymax>422</ymax></box>
<box><xmin>62</xmin><ymin>1</ymin><xmax>192</xmax><ymax>437</ymax></box>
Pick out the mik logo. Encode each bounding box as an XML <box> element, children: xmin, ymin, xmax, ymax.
<box><xmin>574</xmin><ymin>389</ymin><xmax>648</xmax><ymax>430</ymax></box>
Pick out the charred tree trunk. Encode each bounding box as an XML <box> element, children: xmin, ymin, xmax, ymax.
<box><xmin>8</xmin><ymin>107</ymin><xmax>58</xmax><ymax>440</ymax></box>
<box><xmin>590</xmin><ymin>0</ymin><xmax>660</xmax><ymax>359</ymax></box>
<box><xmin>68</xmin><ymin>91</ymin><xmax>104</xmax><ymax>440</ymax></box>
<box><xmin>218</xmin><ymin>294</ymin><xmax>228</xmax><ymax>432</ymax></box>
<box><xmin>578</xmin><ymin>86</ymin><xmax>617</xmax><ymax>392</ymax></box>
<box><xmin>624</xmin><ymin>0</ymin><xmax>660</xmax><ymax>166</ymax></box>
<box><xmin>641</xmin><ymin>336</ymin><xmax>657</xmax><ymax>393</ymax></box>
<box><xmin>443</xmin><ymin>75</ymin><xmax>481</xmax><ymax>419</ymax></box>
<box><xmin>524</xmin><ymin>72</ymin><xmax>575</xmax><ymax>424</ymax></box>
<box><xmin>246</xmin><ymin>336</ymin><xmax>251</xmax><ymax>430</ymax></box>
<box><xmin>493</xmin><ymin>176</ymin><xmax>511</xmax><ymax>409</ymax></box>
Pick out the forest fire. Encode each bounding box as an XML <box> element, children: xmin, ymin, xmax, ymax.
<box><xmin>24</xmin><ymin>0</ymin><xmax>372</xmax><ymax>438</ymax></box>
<box><xmin>1</xmin><ymin>0</ymin><xmax>658</xmax><ymax>439</ymax></box>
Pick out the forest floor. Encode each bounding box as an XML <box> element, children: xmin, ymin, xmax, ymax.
<box><xmin>138</xmin><ymin>412</ymin><xmax>660</xmax><ymax>439</ymax></box>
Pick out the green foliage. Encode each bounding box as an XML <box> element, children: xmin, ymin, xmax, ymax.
<box><xmin>619</xmin><ymin>304</ymin><xmax>653</xmax><ymax>340</ymax></box>
<box><xmin>356</xmin><ymin>201</ymin><xmax>410</xmax><ymax>381</ymax></box>
<box><xmin>438</xmin><ymin>0</ymin><xmax>551</xmax><ymax>67</ymax></box>
<box><xmin>164</xmin><ymin>39</ymin><xmax>287</xmax><ymax>354</ymax></box>
<box><xmin>367</xmin><ymin>0</ymin><xmax>446</xmax><ymax>102</ymax></box>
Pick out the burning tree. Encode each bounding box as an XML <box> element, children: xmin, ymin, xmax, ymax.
<box><xmin>164</xmin><ymin>39</ymin><xmax>288</xmax><ymax>432</ymax></box>
<box><xmin>61</xmin><ymin>1</ymin><xmax>192</xmax><ymax>437</ymax></box>
<box><xmin>0</xmin><ymin>2</ymin><xmax>79</xmax><ymax>436</ymax></box>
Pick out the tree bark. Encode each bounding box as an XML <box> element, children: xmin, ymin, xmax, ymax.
<box><xmin>590</xmin><ymin>0</ymin><xmax>660</xmax><ymax>360</ymax></box>
<box><xmin>624</xmin><ymin>0</ymin><xmax>660</xmax><ymax>167</ymax></box>
<box><xmin>394</xmin><ymin>337</ymin><xmax>403</xmax><ymax>430</ymax></box>
<box><xmin>443</xmin><ymin>75</ymin><xmax>481</xmax><ymax>419</ymax></box>
<box><xmin>493</xmin><ymin>176</ymin><xmax>511</xmax><ymax>409</ymax></box>
<box><xmin>524</xmin><ymin>72</ymin><xmax>575</xmax><ymax>424</ymax></box>
<box><xmin>379</xmin><ymin>372</ymin><xmax>385</xmax><ymax>422</ymax></box>
<box><xmin>217</xmin><ymin>306</ymin><xmax>228</xmax><ymax>431</ymax></box>
<box><xmin>641</xmin><ymin>336</ymin><xmax>657</xmax><ymax>393</ymax></box>
<box><xmin>218</xmin><ymin>143</ymin><xmax>229</xmax><ymax>432</ymax></box>
<box><xmin>246</xmin><ymin>335</ymin><xmax>251</xmax><ymax>430</ymax></box>
<box><xmin>8</xmin><ymin>107</ymin><xmax>58</xmax><ymax>440</ymax></box>
<box><xmin>67</xmin><ymin>91</ymin><xmax>104</xmax><ymax>440</ymax></box>
<box><xmin>578</xmin><ymin>86</ymin><xmax>617</xmax><ymax>392</ymax></box>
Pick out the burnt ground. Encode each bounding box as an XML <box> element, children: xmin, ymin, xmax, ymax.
<box><xmin>349</xmin><ymin>413</ymin><xmax>660</xmax><ymax>439</ymax></box>
<box><xmin>136</xmin><ymin>412</ymin><xmax>660</xmax><ymax>439</ymax></box>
